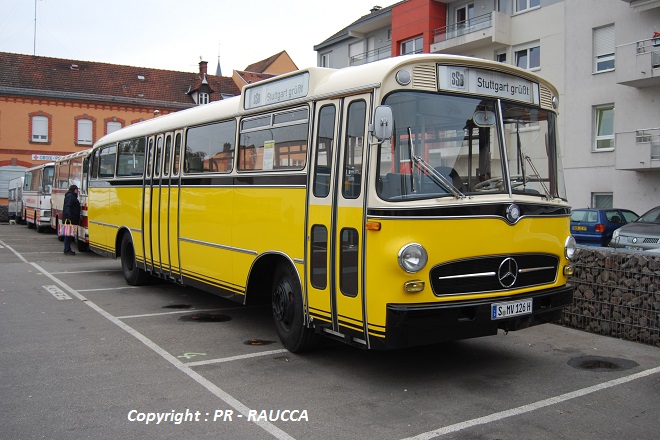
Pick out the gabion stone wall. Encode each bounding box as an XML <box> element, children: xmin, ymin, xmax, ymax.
<box><xmin>562</xmin><ymin>247</ymin><xmax>660</xmax><ymax>347</ymax></box>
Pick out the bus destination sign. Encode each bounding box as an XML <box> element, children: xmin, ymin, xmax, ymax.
<box><xmin>437</xmin><ymin>66</ymin><xmax>539</xmax><ymax>105</ymax></box>
<box><xmin>244</xmin><ymin>72</ymin><xmax>310</xmax><ymax>110</ymax></box>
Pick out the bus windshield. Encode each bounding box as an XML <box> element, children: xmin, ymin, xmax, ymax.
<box><xmin>377</xmin><ymin>91</ymin><xmax>566</xmax><ymax>201</ymax></box>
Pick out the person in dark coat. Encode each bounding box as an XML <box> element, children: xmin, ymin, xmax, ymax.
<box><xmin>62</xmin><ymin>184</ymin><xmax>81</xmax><ymax>255</ymax></box>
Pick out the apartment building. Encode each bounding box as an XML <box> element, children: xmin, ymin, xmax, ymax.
<box><xmin>314</xmin><ymin>0</ymin><xmax>660</xmax><ymax>214</ymax></box>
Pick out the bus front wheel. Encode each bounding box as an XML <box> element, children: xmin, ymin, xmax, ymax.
<box><xmin>271</xmin><ymin>264</ymin><xmax>317</xmax><ymax>353</ymax></box>
<box><xmin>120</xmin><ymin>234</ymin><xmax>150</xmax><ymax>286</ymax></box>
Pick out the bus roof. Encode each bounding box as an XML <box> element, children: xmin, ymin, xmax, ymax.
<box><xmin>93</xmin><ymin>54</ymin><xmax>558</xmax><ymax>149</ymax></box>
<box><xmin>55</xmin><ymin>148</ymin><xmax>92</xmax><ymax>164</ymax></box>
<box><xmin>25</xmin><ymin>162</ymin><xmax>55</xmax><ymax>172</ymax></box>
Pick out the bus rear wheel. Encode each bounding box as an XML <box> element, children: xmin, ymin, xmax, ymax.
<box><xmin>120</xmin><ymin>234</ymin><xmax>150</xmax><ymax>286</ymax></box>
<box><xmin>271</xmin><ymin>264</ymin><xmax>317</xmax><ymax>353</ymax></box>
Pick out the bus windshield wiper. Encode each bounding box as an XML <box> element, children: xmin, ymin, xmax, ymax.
<box><xmin>524</xmin><ymin>155</ymin><xmax>552</xmax><ymax>199</ymax></box>
<box><xmin>406</xmin><ymin>127</ymin><xmax>465</xmax><ymax>199</ymax></box>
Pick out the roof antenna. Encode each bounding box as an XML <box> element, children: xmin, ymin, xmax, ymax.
<box><xmin>33</xmin><ymin>0</ymin><xmax>38</xmax><ymax>55</ymax></box>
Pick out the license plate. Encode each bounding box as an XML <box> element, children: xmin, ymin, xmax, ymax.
<box><xmin>491</xmin><ymin>299</ymin><xmax>533</xmax><ymax>320</ymax></box>
<box><xmin>572</xmin><ymin>225</ymin><xmax>587</xmax><ymax>231</ymax></box>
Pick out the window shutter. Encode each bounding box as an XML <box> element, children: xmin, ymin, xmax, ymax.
<box><xmin>593</xmin><ymin>25</ymin><xmax>615</xmax><ymax>71</ymax></box>
<box><xmin>78</xmin><ymin>119</ymin><xmax>93</xmax><ymax>144</ymax></box>
<box><xmin>32</xmin><ymin>116</ymin><xmax>48</xmax><ymax>141</ymax></box>
<box><xmin>594</xmin><ymin>26</ymin><xmax>614</xmax><ymax>57</ymax></box>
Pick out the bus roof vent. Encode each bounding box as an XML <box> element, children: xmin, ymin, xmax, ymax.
<box><xmin>412</xmin><ymin>64</ymin><xmax>437</xmax><ymax>91</ymax></box>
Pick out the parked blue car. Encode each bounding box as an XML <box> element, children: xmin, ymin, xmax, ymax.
<box><xmin>570</xmin><ymin>208</ymin><xmax>639</xmax><ymax>246</ymax></box>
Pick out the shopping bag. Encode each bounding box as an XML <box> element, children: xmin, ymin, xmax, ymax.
<box><xmin>58</xmin><ymin>220</ymin><xmax>77</xmax><ymax>237</ymax></box>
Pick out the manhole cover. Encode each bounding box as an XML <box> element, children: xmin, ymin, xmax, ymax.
<box><xmin>163</xmin><ymin>304</ymin><xmax>191</xmax><ymax>309</ymax></box>
<box><xmin>244</xmin><ymin>339</ymin><xmax>276</xmax><ymax>346</ymax></box>
<box><xmin>568</xmin><ymin>356</ymin><xmax>639</xmax><ymax>372</ymax></box>
<box><xmin>179</xmin><ymin>313</ymin><xmax>231</xmax><ymax>323</ymax></box>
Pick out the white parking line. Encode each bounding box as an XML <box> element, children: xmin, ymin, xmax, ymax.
<box><xmin>51</xmin><ymin>269</ymin><xmax>123</xmax><ymax>274</ymax></box>
<box><xmin>117</xmin><ymin>305</ymin><xmax>265</xmax><ymax>320</ymax></box>
<box><xmin>117</xmin><ymin>308</ymin><xmax>229</xmax><ymax>319</ymax></box>
<box><xmin>0</xmin><ymin>240</ymin><xmax>29</xmax><ymax>263</ymax></box>
<box><xmin>400</xmin><ymin>365</ymin><xmax>660</xmax><ymax>440</ymax></box>
<box><xmin>186</xmin><ymin>349</ymin><xmax>289</xmax><ymax>367</ymax></box>
<box><xmin>78</xmin><ymin>286</ymin><xmax>140</xmax><ymax>292</ymax></box>
<box><xmin>31</xmin><ymin>262</ymin><xmax>295</xmax><ymax>440</ymax></box>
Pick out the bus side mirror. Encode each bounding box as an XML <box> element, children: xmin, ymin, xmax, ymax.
<box><xmin>370</xmin><ymin>106</ymin><xmax>393</xmax><ymax>141</ymax></box>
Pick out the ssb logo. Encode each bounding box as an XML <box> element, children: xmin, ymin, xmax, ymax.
<box><xmin>450</xmin><ymin>69</ymin><xmax>466</xmax><ymax>89</ymax></box>
<box><xmin>252</xmin><ymin>92</ymin><xmax>261</xmax><ymax>106</ymax></box>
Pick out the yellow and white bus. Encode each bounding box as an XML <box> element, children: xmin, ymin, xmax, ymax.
<box><xmin>88</xmin><ymin>54</ymin><xmax>575</xmax><ymax>352</ymax></box>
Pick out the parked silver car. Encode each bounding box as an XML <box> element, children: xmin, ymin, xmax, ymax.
<box><xmin>609</xmin><ymin>206</ymin><xmax>660</xmax><ymax>251</ymax></box>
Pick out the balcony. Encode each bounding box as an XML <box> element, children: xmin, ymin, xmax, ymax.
<box><xmin>620</xmin><ymin>0</ymin><xmax>660</xmax><ymax>11</ymax></box>
<box><xmin>616</xmin><ymin>37</ymin><xmax>660</xmax><ymax>87</ymax></box>
<box><xmin>349</xmin><ymin>46</ymin><xmax>392</xmax><ymax>66</ymax></box>
<box><xmin>430</xmin><ymin>12</ymin><xmax>511</xmax><ymax>54</ymax></box>
<box><xmin>615</xmin><ymin>128</ymin><xmax>660</xmax><ymax>171</ymax></box>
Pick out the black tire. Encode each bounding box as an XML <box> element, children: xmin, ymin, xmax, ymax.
<box><xmin>272</xmin><ymin>264</ymin><xmax>318</xmax><ymax>353</ymax></box>
<box><xmin>76</xmin><ymin>236</ymin><xmax>89</xmax><ymax>252</ymax></box>
<box><xmin>120</xmin><ymin>234</ymin><xmax>150</xmax><ymax>286</ymax></box>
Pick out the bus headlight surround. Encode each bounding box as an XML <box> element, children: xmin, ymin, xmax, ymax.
<box><xmin>398</xmin><ymin>243</ymin><xmax>428</xmax><ymax>273</ymax></box>
<box><xmin>565</xmin><ymin>236</ymin><xmax>577</xmax><ymax>261</ymax></box>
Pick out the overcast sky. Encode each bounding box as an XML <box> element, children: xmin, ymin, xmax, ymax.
<box><xmin>1</xmin><ymin>0</ymin><xmax>385</xmax><ymax>74</ymax></box>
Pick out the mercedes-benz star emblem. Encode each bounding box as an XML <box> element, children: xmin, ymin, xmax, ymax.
<box><xmin>498</xmin><ymin>257</ymin><xmax>519</xmax><ymax>288</ymax></box>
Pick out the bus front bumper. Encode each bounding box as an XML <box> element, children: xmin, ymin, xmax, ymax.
<box><xmin>377</xmin><ymin>285</ymin><xmax>573</xmax><ymax>350</ymax></box>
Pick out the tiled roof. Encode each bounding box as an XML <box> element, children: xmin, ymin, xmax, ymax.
<box><xmin>234</xmin><ymin>71</ymin><xmax>275</xmax><ymax>84</ymax></box>
<box><xmin>244</xmin><ymin>51</ymin><xmax>286</xmax><ymax>74</ymax></box>
<box><xmin>0</xmin><ymin>52</ymin><xmax>241</xmax><ymax>109</ymax></box>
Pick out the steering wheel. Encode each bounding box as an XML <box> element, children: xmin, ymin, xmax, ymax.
<box><xmin>473</xmin><ymin>177</ymin><xmax>504</xmax><ymax>192</ymax></box>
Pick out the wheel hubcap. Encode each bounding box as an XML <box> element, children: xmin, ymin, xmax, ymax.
<box><xmin>273</xmin><ymin>281</ymin><xmax>294</xmax><ymax>328</ymax></box>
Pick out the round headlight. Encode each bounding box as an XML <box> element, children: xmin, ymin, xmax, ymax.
<box><xmin>398</xmin><ymin>243</ymin><xmax>428</xmax><ymax>273</ymax></box>
<box><xmin>395</xmin><ymin>69</ymin><xmax>412</xmax><ymax>86</ymax></box>
<box><xmin>565</xmin><ymin>236</ymin><xmax>577</xmax><ymax>261</ymax></box>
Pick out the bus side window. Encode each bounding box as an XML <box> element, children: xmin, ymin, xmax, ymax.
<box><xmin>163</xmin><ymin>135</ymin><xmax>172</xmax><ymax>177</ymax></box>
<box><xmin>239</xmin><ymin>108</ymin><xmax>308</xmax><ymax>172</ymax></box>
<box><xmin>185</xmin><ymin>120</ymin><xmax>236</xmax><ymax>174</ymax></box>
<box><xmin>98</xmin><ymin>145</ymin><xmax>117</xmax><ymax>178</ymax></box>
<box><xmin>313</xmin><ymin>105</ymin><xmax>336</xmax><ymax>198</ymax></box>
<box><xmin>173</xmin><ymin>133</ymin><xmax>181</xmax><ymax>176</ymax></box>
<box><xmin>91</xmin><ymin>150</ymin><xmax>100</xmax><ymax>179</ymax></box>
<box><xmin>342</xmin><ymin>100</ymin><xmax>366</xmax><ymax>199</ymax></box>
<box><xmin>117</xmin><ymin>137</ymin><xmax>146</xmax><ymax>177</ymax></box>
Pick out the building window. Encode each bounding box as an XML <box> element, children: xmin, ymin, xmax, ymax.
<box><xmin>456</xmin><ymin>3</ymin><xmax>475</xmax><ymax>26</ymax></box>
<box><xmin>515</xmin><ymin>0</ymin><xmax>540</xmax><ymax>13</ymax></box>
<box><xmin>105</xmin><ymin>118</ymin><xmax>124</xmax><ymax>135</ymax></box>
<box><xmin>199</xmin><ymin>92</ymin><xmax>209</xmax><ymax>105</ymax></box>
<box><xmin>77</xmin><ymin>119</ymin><xmax>93</xmax><ymax>145</ymax></box>
<box><xmin>320</xmin><ymin>52</ymin><xmax>331</xmax><ymax>67</ymax></box>
<box><xmin>592</xmin><ymin>193</ymin><xmax>613</xmax><ymax>209</ymax></box>
<box><xmin>401</xmin><ymin>36</ymin><xmax>423</xmax><ymax>55</ymax></box>
<box><xmin>515</xmin><ymin>45</ymin><xmax>540</xmax><ymax>70</ymax></box>
<box><xmin>496</xmin><ymin>51</ymin><xmax>507</xmax><ymax>63</ymax></box>
<box><xmin>31</xmin><ymin>114</ymin><xmax>49</xmax><ymax>143</ymax></box>
<box><xmin>594</xmin><ymin>105</ymin><xmax>615</xmax><ymax>151</ymax></box>
<box><xmin>593</xmin><ymin>25</ymin><xmax>615</xmax><ymax>72</ymax></box>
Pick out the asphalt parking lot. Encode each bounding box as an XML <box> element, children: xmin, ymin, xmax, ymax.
<box><xmin>1</xmin><ymin>223</ymin><xmax>658</xmax><ymax>440</ymax></box>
